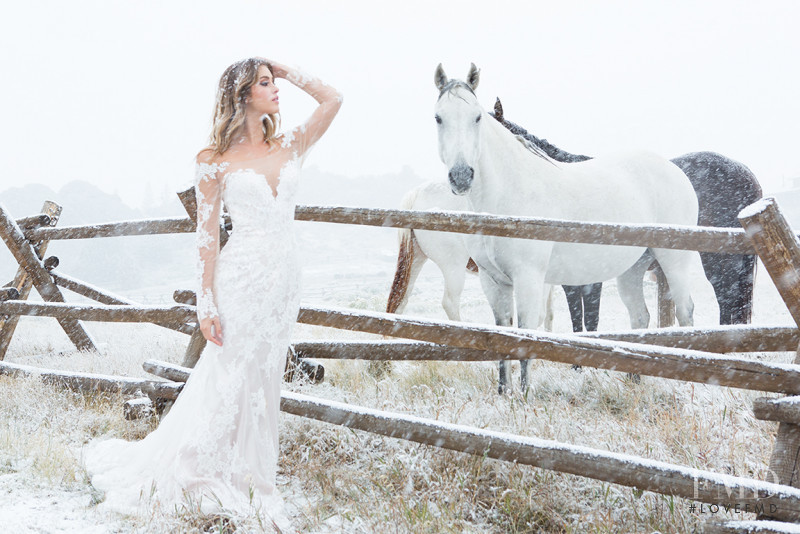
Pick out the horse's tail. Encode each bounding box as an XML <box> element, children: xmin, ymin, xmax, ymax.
<box><xmin>387</xmin><ymin>188</ymin><xmax>426</xmax><ymax>314</ymax></box>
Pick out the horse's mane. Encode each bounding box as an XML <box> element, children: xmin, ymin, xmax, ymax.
<box><xmin>437</xmin><ymin>80</ymin><xmax>476</xmax><ymax>101</ymax></box>
<box><xmin>512</xmin><ymin>134</ymin><xmax>559</xmax><ymax>166</ymax></box>
<box><xmin>490</xmin><ymin>98</ymin><xmax>593</xmax><ymax>164</ymax></box>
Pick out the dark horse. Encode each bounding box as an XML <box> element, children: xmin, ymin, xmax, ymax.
<box><xmin>491</xmin><ymin>98</ymin><xmax>762</xmax><ymax>329</ymax></box>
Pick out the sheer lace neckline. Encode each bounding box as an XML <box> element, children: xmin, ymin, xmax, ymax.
<box><xmin>224</xmin><ymin>168</ymin><xmax>280</xmax><ymax>199</ymax></box>
<box><xmin>221</xmin><ymin>158</ymin><xmax>297</xmax><ymax>200</ymax></box>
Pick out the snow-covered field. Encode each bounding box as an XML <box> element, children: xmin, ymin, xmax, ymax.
<box><xmin>1</xmin><ymin>210</ymin><xmax>797</xmax><ymax>532</ymax></box>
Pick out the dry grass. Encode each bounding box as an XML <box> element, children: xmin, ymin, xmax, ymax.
<box><xmin>278</xmin><ymin>356</ymin><xmax>781</xmax><ymax>533</ymax></box>
<box><xmin>0</xmin><ymin>296</ymin><xmax>789</xmax><ymax>532</ymax></box>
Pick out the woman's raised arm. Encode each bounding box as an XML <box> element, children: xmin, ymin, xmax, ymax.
<box><xmin>270</xmin><ymin>61</ymin><xmax>343</xmax><ymax>156</ymax></box>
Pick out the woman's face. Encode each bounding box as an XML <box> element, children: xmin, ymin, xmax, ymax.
<box><xmin>246</xmin><ymin>65</ymin><xmax>280</xmax><ymax>116</ymax></box>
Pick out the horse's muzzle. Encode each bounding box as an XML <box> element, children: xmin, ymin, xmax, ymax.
<box><xmin>448</xmin><ymin>165</ymin><xmax>474</xmax><ymax>195</ymax></box>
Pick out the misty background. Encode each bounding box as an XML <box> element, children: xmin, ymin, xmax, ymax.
<box><xmin>1</xmin><ymin>1</ymin><xmax>799</xmax><ymax>304</ymax></box>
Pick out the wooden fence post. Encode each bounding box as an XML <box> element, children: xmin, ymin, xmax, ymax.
<box><xmin>0</xmin><ymin>202</ymin><xmax>96</xmax><ymax>358</ymax></box>
<box><xmin>0</xmin><ymin>201</ymin><xmax>61</xmax><ymax>358</ymax></box>
<box><xmin>739</xmin><ymin>198</ymin><xmax>800</xmax><ymax>327</ymax></box>
<box><xmin>739</xmin><ymin>198</ymin><xmax>800</xmax><ymax>506</ymax></box>
<box><xmin>181</xmin><ymin>329</ymin><xmax>207</xmax><ymax>368</ymax></box>
<box><xmin>177</xmin><ymin>187</ymin><xmax>207</xmax><ymax>367</ymax></box>
<box><xmin>177</xmin><ymin>187</ymin><xmax>229</xmax><ymax>247</ymax></box>
<box><xmin>0</xmin><ymin>288</ymin><xmax>20</xmax><ymax>302</ymax></box>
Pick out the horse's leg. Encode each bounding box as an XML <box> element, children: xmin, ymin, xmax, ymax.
<box><xmin>514</xmin><ymin>274</ymin><xmax>550</xmax><ymax>392</ymax></box>
<box><xmin>616</xmin><ymin>252</ymin><xmax>653</xmax><ymax>329</ymax></box>
<box><xmin>712</xmin><ymin>253</ymin><xmax>757</xmax><ymax>325</ymax></box>
<box><xmin>615</xmin><ymin>253</ymin><xmax>655</xmax><ymax>383</ymax></box>
<box><xmin>699</xmin><ymin>252</ymin><xmax>731</xmax><ymax>325</ymax></box>
<box><xmin>731</xmin><ymin>253</ymin><xmax>757</xmax><ymax>324</ymax></box>
<box><xmin>440</xmin><ymin>263</ymin><xmax>467</xmax><ymax>321</ymax></box>
<box><xmin>562</xmin><ymin>285</ymin><xmax>585</xmax><ymax>332</ymax></box>
<box><xmin>649</xmin><ymin>248</ymin><xmax>696</xmax><ymax>326</ymax></box>
<box><xmin>581</xmin><ymin>282</ymin><xmax>603</xmax><ymax>332</ymax></box>
<box><xmin>542</xmin><ymin>284</ymin><xmax>555</xmax><ymax>332</ymax></box>
<box><xmin>417</xmin><ymin>229</ymin><xmax>470</xmax><ymax>321</ymax></box>
<box><xmin>562</xmin><ymin>283</ymin><xmax>596</xmax><ymax>371</ymax></box>
<box><xmin>478</xmin><ymin>271</ymin><xmax>515</xmax><ymax>394</ymax></box>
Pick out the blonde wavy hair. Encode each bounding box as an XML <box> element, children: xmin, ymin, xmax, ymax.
<box><xmin>207</xmin><ymin>57</ymin><xmax>281</xmax><ymax>156</ymax></box>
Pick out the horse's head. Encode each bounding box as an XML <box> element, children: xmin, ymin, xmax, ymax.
<box><xmin>434</xmin><ymin>63</ymin><xmax>483</xmax><ymax>195</ymax></box>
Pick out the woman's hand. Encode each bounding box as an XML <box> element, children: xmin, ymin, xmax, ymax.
<box><xmin>200</xmin><ymin>316</ymin><xmax>223</xmax><ymax>346</ymax></box>
<box><xmin>265</xmin><ymin>59</ymin><xmax>290</xmax><ymax>79</ymax></box>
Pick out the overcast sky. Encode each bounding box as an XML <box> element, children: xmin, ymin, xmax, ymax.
<box><xmin>1</xmin><ymin>0</ymin><xmax>798</xmax><ymax>209</ymax></box>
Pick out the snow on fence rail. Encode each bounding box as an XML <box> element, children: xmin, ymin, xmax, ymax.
<box><xmin>281</xmin><ymin>391</ymin><xmax>800</xmax><ymax>522</ymax></box>
<box><xmin>22</xmin><ymin>204</ymin><xmax>758</xmax><ymax>254</ymax></box>
<box><xmin>0</xmin><ymin>359</ymin><xmax>183</xmax><ymax>399</ymax></box>
<box><xmin>292</xmin><ymin>326</ymin><xmax>800</xmax><ymax>357</ymax></box>
<box><xmin>139</xmin><ymin>359</ymin><xmax>800</xmax><ymax>525</ymax></box>
<box><xmin>3</xmin><ymin>194</ymin><xmax>800</xmax><ymax>529</ymax></box>
<box><xmin>3</xmin><ymin>300</ymin><xmax>800</xmax><ymax>394</ymax></box>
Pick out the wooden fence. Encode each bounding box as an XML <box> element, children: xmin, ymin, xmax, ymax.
<box><xmin>2</xmin><ymin>191</ymin><xmax>800</xmax><ymax>531</ymax></box>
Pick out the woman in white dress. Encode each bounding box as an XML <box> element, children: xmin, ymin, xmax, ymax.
<box><xmin>84</xmin><ymin>57</ymin><xmax>342</xmax><ymax>527</ymax></box>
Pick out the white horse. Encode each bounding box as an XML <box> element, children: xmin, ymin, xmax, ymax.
<box><xmin>386</xmin><ymin>181</ymin><xmax>555</xmax><ymax>328</ymax></box>
<box><xmin>378</xmin><ymin>182</ymin><xmax>475</xmax><ymax>379</ymax></box>
<box><xmin>386</xmin><ymin>182</ymin><xmax>474</xmax><ymax>321</ymax></box>
<box><xmin>434</xmin><ymin>64</ymin><xmax>701</xmax><ymax>393</ymax></box>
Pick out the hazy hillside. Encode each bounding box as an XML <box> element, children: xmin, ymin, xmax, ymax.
<box><xmin>0</xmin><ymin>167</ymin><xmax>427</xmax><ymax>301</ymax></box>
<box><xmin>0</xmin><ymin>181</ymin><xmax>193</xmax><ymax>295</ymax></box>
<box><xmin>297</xmin><ymin>164</ymin><xmax>427</xmax><ymax>208</ymax></box>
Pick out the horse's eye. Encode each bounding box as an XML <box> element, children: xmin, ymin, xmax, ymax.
<box><xmin>475</xmin><ymin>115</ymin><xmax>481</xmax><ymax>123</ymax></box>
<box><xmin>435</xmin><ymin>115</ymin><xmax>442</xmax><ymax>124</ymax></box>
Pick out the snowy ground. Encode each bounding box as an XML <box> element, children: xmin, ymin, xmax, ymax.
<box><xmin>0</xmin><ymin>217</ymin><xmax>797</xmax><ymax>532</ymax></box>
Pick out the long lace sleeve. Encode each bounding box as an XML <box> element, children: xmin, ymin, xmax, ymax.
<box><xmin>195</xmin><ymin>160</ymin><xmax>224</xmax><ymax>321</ymax></box>
<box><xmin>280</xmin><ymin>66</ymin><xmax>343</xmax><ymax>157</ymax></box>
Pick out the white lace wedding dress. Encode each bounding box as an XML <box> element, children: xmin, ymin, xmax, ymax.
<box><xmin>84</xmin><ymin>152</ymin><xmax>306</xmax><ymax>525</ymax></box>
<box><xmin>84</xmin><ymin>67</ymin><xmax>340</xmax><ymax>527</ymax></box>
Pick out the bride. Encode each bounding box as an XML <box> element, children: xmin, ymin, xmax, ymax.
<box><xmin>84</xmin><ymin>57</ymin><xmax>342</xmax><ymax>528</ymax></box>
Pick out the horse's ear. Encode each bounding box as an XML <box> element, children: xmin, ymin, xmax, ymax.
<box><xmin>494</xmin><ymin>98</ymin><xmax>504</xmax><ymax>121</ymax></box>
<box><xmin>467</xmin><ymin>63</ymin><xmax>480</xmax><ymax>91</ymax></box>
<box><xmin>434</xmin><ymin>64</ymin><xmax>448</xmax><ymax>92</ymax></box>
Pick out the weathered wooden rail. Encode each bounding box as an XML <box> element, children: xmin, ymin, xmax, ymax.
<box><xmin>133</xmin><ymin>356</ymin><xmax>800</xmax><ymax>525</ymax></box>
<box><xmin>0</xmin><ymin>359</ymin><xmax>183</xmax><ymax>399</ymax></box>
<box><xmin>22</xmin><ymin>205</ymin><xmax>759</xmax><ymax>253</ymax></box>
<box><xmin>4</xmin><ymin>300</ymin><xmax>800</xmax><ymax>395</ymax></box>
<box><xmin>293</xmin><ymin>325</ymin><xmax>800</xmax><ymax>358</ymax></box>
<box><xmin>283</xmin><ymin>391</ymin><xmax>800</xmax><ymax>523</ymax></box>
<box><xmin>3</xmin><ymin>193</ymin><xmax>800</xmax><ymax>530</ymax></box>
<box><xmin>125</xmin><ymin>354</ymin><xmax>800</xmax><ymax>526</ymax></box>
<box><xmin>0</xmin><ymin>201</ymin><xmax>96</xmax><ymax>358</ymax></box>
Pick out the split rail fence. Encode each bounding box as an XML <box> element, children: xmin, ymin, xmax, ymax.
<box><xmin>2</xmin><ymin>188</ymin><xmax>800</xmax><ymax>532</ymax></box>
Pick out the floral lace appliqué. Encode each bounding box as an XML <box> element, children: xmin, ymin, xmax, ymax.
<box><xmin>194</xmin><ymin>162</ymin><xmax>230</xmax><ymax>321</ymax></box>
